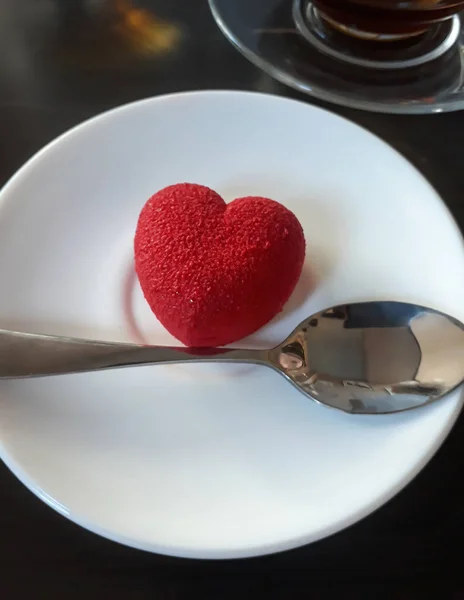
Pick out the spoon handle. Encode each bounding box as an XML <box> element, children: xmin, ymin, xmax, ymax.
<box><xmin>0</xmin><ymin>329</ymin><xmax>270</xmax><ymax>379</ymax></box>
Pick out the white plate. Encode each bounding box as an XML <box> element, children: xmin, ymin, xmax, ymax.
<box><xmin>0</xmin><ymin>91</ymin><xmax>463</xmax><ymax>559</ymax></box>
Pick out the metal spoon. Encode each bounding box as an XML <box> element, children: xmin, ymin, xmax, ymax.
<box><xmin>0</xmin><ymin>301</ymin><xmax>463</xmax><ymax>414</ymax></box>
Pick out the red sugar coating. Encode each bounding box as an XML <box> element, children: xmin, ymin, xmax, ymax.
<box><xmin>134</xmin><ymin>183</ymin><xmax>306</xmax><ymax>347</ymax></box>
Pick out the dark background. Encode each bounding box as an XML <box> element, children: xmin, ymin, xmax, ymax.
<box><xmin>0</xmin><ymin>1</ymin><xmax>463</xmax><ymax>597</ymax></box>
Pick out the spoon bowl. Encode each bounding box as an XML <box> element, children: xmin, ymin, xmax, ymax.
<box><xmin>270</xmin><ymin>301</ymin><xmax>464</xmax><ymax>413</ymax></box>
<box><xmin>1</xmin><ymin>301</ymin><xmax>463</xmax><ymax>415</ymax></box>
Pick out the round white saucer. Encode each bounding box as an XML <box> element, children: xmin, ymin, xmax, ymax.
<box><xmin>0</xmin><ymin>91</ymin><xmax>463</xmax><ymax>559</ymax></box>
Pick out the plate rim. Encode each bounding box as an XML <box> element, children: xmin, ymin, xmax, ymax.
<box><xmin>1</xmin><ymin>396</ymin><xmax>462</xmax><ymax>560</ymax></box>
<box><xmin>1</xmin><ymin>89</ymin><xmax>461</xmax><ymax>231</ymax></box>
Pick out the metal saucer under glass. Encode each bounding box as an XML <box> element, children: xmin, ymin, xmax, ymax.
<box><xmin>209</xmin><ymin>0</ymin><xmax>464</xmax><ymax>114</ymax></box>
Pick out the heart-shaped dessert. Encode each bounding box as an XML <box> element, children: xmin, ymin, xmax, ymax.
<box><xmin>134</xmin><ymin>183</ymin><xmax>306</xmax><ymax>346</ymax></box>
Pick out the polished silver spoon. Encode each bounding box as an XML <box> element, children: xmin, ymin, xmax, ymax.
<box><xmin>0</xmin><ymin>301</ymin><xmax>463</xmax><ymax>415</ymax></box>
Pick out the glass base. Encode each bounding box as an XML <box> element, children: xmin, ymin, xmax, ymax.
<box><xmin>209</xmin><ymin>0</ymin><xmax>464</xmax><ymax>114</ymax></box>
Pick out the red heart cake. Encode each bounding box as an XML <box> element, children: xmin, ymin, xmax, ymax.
<box><xmin>134</xmin><ymin>183</ymin><xmax>306</xmax><ymax>347</ymax></box>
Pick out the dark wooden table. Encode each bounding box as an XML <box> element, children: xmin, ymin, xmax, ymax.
<box><xmin>1</xmin><ymin>1</ymin><xmax>463</xmax><ymax>597</ymax></box>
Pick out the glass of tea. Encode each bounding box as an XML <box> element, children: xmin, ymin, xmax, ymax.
<box><xmin>209</xmin><ymin>0</ymin><xmax>464</xmax><ymax>113</ymax></box>
<box><xmin>313</xmin><ymin>0</ymin><xmax>464</xmax><ymax>39</ymax></box>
